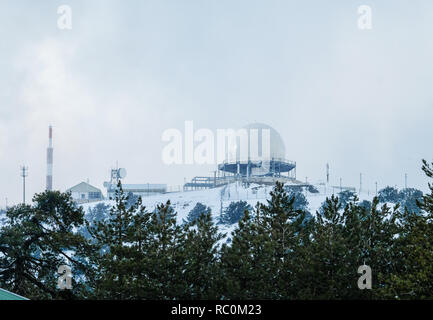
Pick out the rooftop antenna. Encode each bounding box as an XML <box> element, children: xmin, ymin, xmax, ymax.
<box><xmin>20</xmin><ymin>165</ymin><xmax>28</xmax><ymax>204</ymax></box>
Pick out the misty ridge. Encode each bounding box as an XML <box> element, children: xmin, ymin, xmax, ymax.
<box><xmin>0</xmin><ymin>1</ymin><xmax>432</xmax><ymax>305</ymax></box>
<box><xmin>0</xmin><ymin>159</ymin><xmax>432</xmax><ymax>300</ymax></box>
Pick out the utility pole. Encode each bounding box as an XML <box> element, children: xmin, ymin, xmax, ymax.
<box><xmin>340</xmin><ymin>178</ymin><xmax>342</xmax><ymax>191</ymax></box>
<box><xmin>326</xmin><ymin>163</ymin><xmax>330</xmax><ymax>184</ymax></box>
<box><xmin>359</xmin><ymin>173</ymin><xmax>362</xmax><ymax>195</ymax></box>
<box><xmin>375</xmin><ymin>182</ymin><xmax>378</xmax><ymax>196</ymax></box>
<box><xmin>405</xmin><ymin>173</ymin><xmax>408</xmax><ymax>189</ymax></box>
<box><xmin>20</xmin><ymin>166</ymin><xmax>28</xmax><ymax>204</ymax></box>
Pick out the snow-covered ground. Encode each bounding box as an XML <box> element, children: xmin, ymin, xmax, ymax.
<box><xmin>80</xmin><ymin>182</ymin><xmax>375</xmax><ymax>242</ymax></box>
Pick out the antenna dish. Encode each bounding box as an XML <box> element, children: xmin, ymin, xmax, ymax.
<box><xmin>118</xmin><ymin>168</ymin><xmax>127</xmax><ymax>179</ymax></box>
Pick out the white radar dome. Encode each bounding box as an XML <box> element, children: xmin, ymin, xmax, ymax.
<box><xmin>226</xmin><ymin>123</ymin><xmax>286</xmax><ymax>162</ymax></box>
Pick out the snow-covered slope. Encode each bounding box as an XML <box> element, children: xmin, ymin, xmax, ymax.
<box><xmin>80</xmin><ymin>182</ymin><xmax>375</xmax><ymax>242</ymax></box>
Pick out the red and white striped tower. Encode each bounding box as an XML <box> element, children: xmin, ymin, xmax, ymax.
<box><xmin>46</xmin><ymin>125</ymin><xmax>53</xmax><ymax>191</ymax></box>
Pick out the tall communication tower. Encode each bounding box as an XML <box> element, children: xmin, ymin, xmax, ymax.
<box><xmin>20</xmin><ymin>166</ymin><xmax>28</xmax><ymax>204</ymax></box>
<box><xmin>46</xmin><ymin>125</ymin><xmax>53</xmax><ymax>191</ymax></box>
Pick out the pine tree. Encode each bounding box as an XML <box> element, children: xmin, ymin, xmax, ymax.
<box><xmin>219</xmin><ymin>201</ymin><xmax>252</xmax><ymax>225</ymax></box>
<box><xmin>184</xmin><ymin>202</ymin><xmax>211</xmax><ymax>224</ymax></box>
<box><xmin>220</xmin><ymin>182</ymin><xmax>308</xmax><ymax>299</ymax></box>
<box><xmin>360</xmin><ymin>197</ymin><xmax>399</xmax><ymax>299</ymax></box>
<box><xmin>0</xmin><ymin>191</ymin><xmax>92</xmax><ymax>300</ymax></box>
<box><xmin>305</xmin><ymin>195</ymin><xmax>350</xmax><ymax>299</ymax></box>
<box><xmin>379</xmin><ymin>160</ymin><xmax>433</xmax><ymax>299</ymax></box>
<box><xmin>420</xmin><ymin>159</ymin><xmax>433</xmax><ymax>214</ymax></box>
<box><xmin>220</xmin><ymin>204</ymin><xmax>273</xmax><ymax>299</ymax></box>
<box><xmin>182</xmin><ymin>211</ymin><xmax>223</xmax><ymax>299</ymax></box>
<box><xmin>88</xmin><ymin>181</ymin><xmax>147</xmax><ymax>299</ymax></box>
<box><xmin>142</xmin><ymin>200</ymin><xmax>188</xmax><ymax>299</ymax></box>
<box><xmin>260</xmin><ymin>182</ymin><xmax>307</xmax><ymax>299</ymax></box>
<box><xmin>340</xmin><ymin>197</ymin><xmax>369</xmax><ymax>299</ymax></box>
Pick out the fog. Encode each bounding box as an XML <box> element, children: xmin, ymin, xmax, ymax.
<box><xmin>0</xmin><ymin>0</ymin><xmax>432</xmax><ymax>205</ymax></box>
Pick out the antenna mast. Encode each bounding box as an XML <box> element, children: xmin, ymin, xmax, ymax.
<box><xmin>21</xmin><ymin>166</ymin><xmax>28</xmax><ymax>204</ymax></box>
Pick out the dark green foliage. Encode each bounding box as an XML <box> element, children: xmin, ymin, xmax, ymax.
<box><xmin>88</xmin><ymin>181</ymin><xmax>190</xmax><ymax>299</ymax></box>
<box><xmin>0</xmin><ymin>191</ymin><xmax>92</xmax><ymax>300</ymax></box>
<box><xmin>0</xmin><ymin>209</ymin><xmax>6</xmax><ymax>226</ymax></box>
<box><xmin>308</xmin><ymin>185</ymin><xmax>320</xmax><ymax>193</ymax></box>
<box><xmin>220</xmin><ymin>205</ymin><xmax>273</xmax><ymax>299</ymax></box>
<box><xmin>359</xmin><ymin>200</ymin><xmax>372</xmax><ymax>211</ymax></box>
<box><xmin>184</xmin><ymin>202</ymin><xmax>211</xmax><ymax>224</ymax></box>
<box><xmin>87</xmin><ymin>181</ymin><xmax>147</xmax><ymax>299</ymax></box>
<box><xmin>219</xmin><ymin>201</ymin><xmax>253</xmax><ymax>225</ymax></box>
<box><xmin>80</xmin><ymin>202</ymin><xmax>110</xmax><ymax>239</ymax></box>
<box><xmin>126</xmin><ymin>192</ymin><xmax>139</xmax><ymax>209</ymax></box>
<box><xmin>304</xmin><ymin>195</ymin><xmax>352</xmax><ymax>299</ymax></box>
<box><xmin>399</xmin><ymin>188</ymin><xmax>423</xmax><ymax>214</ymax></box>
<box><xmin>419</xmin><ymin>159</ymin><xmax>433</xmax><ymax>214</ymax></box>
<box><xmin>376</xmin><ymin>186</ymin><xmax>423</xmax><ymax>215</ymax></box>
<box><xmin>380</xmin><ymin>209</ymin><xmax>433</xmax><ymax>299</ymax></box>
<box><xmin>1</xmin><ymin>160</ymin><xmax>433</xmax><ymax>300</ymax></box>
<box><xmin>182</xmin><ymin>212</ymin><xmax>224</xmax><ymax>299</ymax></box>
<box><xmin>220</xmin><ymin>182</ymin><xmax>308</xmax><ymax>299</ymax></box>
<box><xmin>382</xmin><ymin>160</ymin><xmax>433</xmax><ymax>299</ymax></box>
<box><xmin>286</xmin><ymin>189</ymin><xmax>309</xmax><ymax>212</ymax></box>
<box><xmin>142</xmin><ymin>201</ymin><xmax>188</xmax><ymax>299</ymax></box>
<box><xmin>87</xmin><ymin>202</ymin><xmax>110</xmax><ymax>224</ymax></box>
<box><xmin>338</xmin><ymin>190</ymin><xmax>357</xmax><ymax>208</ymax></box>
<box><xmin>378</xmin><ymin>186</ymin><xmax>400</xmax><ymax>203</ymax></box>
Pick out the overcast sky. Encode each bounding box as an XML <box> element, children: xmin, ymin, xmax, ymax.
<box><xmin>1</xmin><ymin>0</ymin><xmax>432</xmax><ymax>205</ymax></box>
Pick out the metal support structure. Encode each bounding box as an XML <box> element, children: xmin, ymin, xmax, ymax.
<box><xmin>21</xmin><ymin>166</ymin><xmax>28</xmax><ymax>204</ymax></box>
<box><xmin>46</xmin><ymin>125</ymin><xmax>53</xmax><ymax>191</ymax></box>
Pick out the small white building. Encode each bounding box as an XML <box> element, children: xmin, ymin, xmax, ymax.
<box><xmin>66</xmin><ymin>182</ymin><xmax>104</xmax><ymax>204</ymax></box>
<box><xmin>106</xmin><ymin>183</ymin><xmax>167</xmax><ymax>200</ymax></box>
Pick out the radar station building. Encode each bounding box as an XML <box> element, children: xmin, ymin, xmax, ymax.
<box><xmin>217</xmin><ymin>123</ymin><xmax>296</xmax><ymax>180</ymax></box>
<box><xmin>104</xmin><ymin>168</ymin><xmax>167</xmax><ymax>199</ymax></box>
<box><xmin>184</xmin><ymin>123</ymin><xmax>302</xmax><ymax>190</ymax></box>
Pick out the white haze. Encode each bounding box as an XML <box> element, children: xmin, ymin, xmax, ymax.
<box><xmin>0</xmin><ymin>0</ymin><xmax>432</xmax><ymax>205</ymax></box>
